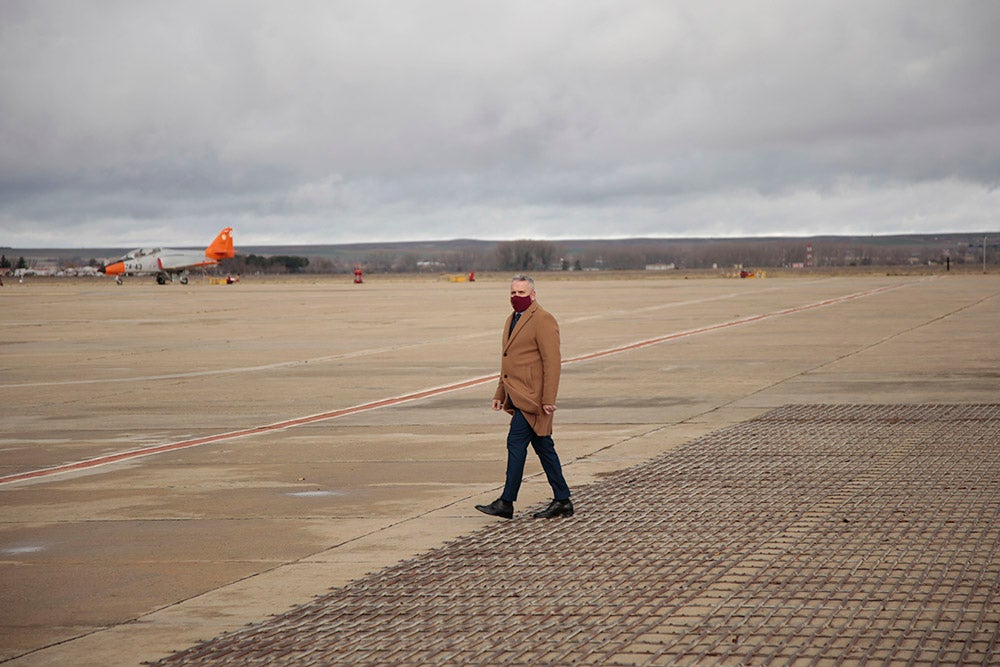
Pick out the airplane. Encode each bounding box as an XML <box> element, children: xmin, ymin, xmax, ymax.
<box><xmin>100</xmin><ymin>227</ymin><xmax>235</xmax><ymax>284</ymax></box>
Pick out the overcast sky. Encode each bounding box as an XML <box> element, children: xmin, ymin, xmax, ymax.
<box><xmin>2</xmin><ymin>1</ymin><xmax>998</xmax><ymax>248</ymax></box>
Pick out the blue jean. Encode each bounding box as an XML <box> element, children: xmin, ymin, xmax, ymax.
<box><xmin>501</xmin><ymin>409</ymin><xmax>571</xmax><ymax>502</ymax></box>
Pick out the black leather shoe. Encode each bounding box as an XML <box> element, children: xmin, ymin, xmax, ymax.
<box><xmin>533</xmin><ymin>498</ymin><xmax>574</xmax><ymax>518</ymax></box>
<box><xmin>475</xmin><ymin>498</ymin><xmax>514</xmax><ymax>519</ymax></box>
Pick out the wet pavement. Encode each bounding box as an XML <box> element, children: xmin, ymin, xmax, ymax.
<box><xmin>150</xmin><ymin>404</ymin><xmax>1000</xmax><ymax>666</ymax></box>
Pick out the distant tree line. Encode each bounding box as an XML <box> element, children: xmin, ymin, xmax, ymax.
<box><xmin>15</xmin><ymin>235</ymin><xmax>998</xmax><ymax>276</ymax></box>
<box><xmin>494</xmin><ymin>240</ymin><xmax>557</xmax><ymax>271</ymax></box>
<box><xmin>220</xmin><ymin>237</ymin><xmax>1000</xmax><ymax>274</ymax></box>
<box><xmin>221</xmin><ymin>253</ymin><xmax>310</xmax><ymax>274</ymax></box>
<box><xmin>0</xmin><ymin>255</ymin><xmax>28</xmax><ymax>270</ymax></box>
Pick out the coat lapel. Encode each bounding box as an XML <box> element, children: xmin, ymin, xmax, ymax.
<box><xmin>504</xmin><ymin>304</ymin><xmax>535</xmax><ymax>348</ymax></box>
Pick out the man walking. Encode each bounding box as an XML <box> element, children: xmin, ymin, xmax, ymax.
<box><xmin>476</xmin><ymin>275</ymin><xmax>573</xmax><ymax>520</ymax></box>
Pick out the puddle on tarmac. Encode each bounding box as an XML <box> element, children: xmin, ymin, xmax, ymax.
<box><xmin>2</xmin><ymin>545</ymin><xmax>47</xmax><ymax>554</ymax></box>
<box><xmin>285</xmin><ymin>490</ymin><xmax>345</xmax><ymax>498</ymax></box>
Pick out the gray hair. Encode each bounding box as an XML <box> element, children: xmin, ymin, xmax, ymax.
<box><xmin>510</xmin><ymin>274</ymin><xmax>535</xmax><ymax>289</ymax></box>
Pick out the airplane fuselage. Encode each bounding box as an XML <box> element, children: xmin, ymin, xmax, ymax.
<box><xmin>112</xmin><ymin>250</ymin><xmax>218</xmax><ymax>275</ymax></box>
<box><xmin>100</xmin><ymin>227</ymin><xmax>235</xmax><ymax>284</ymax></box>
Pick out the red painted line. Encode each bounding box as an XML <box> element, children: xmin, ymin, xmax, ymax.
<box><xmin>0</xmin><ymin>375</ymin><xmax>499</xmax><ymax>486</ymax></box>
<box><xmin>0</xmin><ymin>282</ymin><xmax>909</xmax><ymax>486</ymax></box>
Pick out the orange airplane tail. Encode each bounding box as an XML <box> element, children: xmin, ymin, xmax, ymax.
<box><xmin>205</xmin><ymin>227</ymin><xmax>235</xmax><ymax>260</ymax></box>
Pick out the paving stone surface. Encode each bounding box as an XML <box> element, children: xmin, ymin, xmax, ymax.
<box><xmin>149</xmin><ymin>404</ymin><xmax>1000</xmax><ymax>666</ymax></box>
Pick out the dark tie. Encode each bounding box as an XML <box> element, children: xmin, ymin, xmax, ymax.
<box><xmin>509</xmin><ymin>311</ymin><xmax>521</xmax><ymax>336</ymax></box>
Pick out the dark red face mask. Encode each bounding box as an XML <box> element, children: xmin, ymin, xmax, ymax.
<box><xmin>510</xmin><ymin>294</ymin><xmax>533</xmax><ymax>312</ymax></box>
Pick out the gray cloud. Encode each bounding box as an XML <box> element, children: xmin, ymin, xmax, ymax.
<box><xmin>1</xmin><ymin>0</ymin><xmax>998</xmax><ymax>247</ymax></box>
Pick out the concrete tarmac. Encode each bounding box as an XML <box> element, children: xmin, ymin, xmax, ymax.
<box><xmin>1</xmin><ymin>272</ymin><xmax>997</xmax><ymax>665</ymax></box>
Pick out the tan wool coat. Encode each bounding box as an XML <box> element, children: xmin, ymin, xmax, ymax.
<box><xmin>493</xmin><ymin>301</ymin><xmax>561</xmax><ymax>436</ymax></box>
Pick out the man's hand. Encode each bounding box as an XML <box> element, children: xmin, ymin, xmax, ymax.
<box><xmin>492</xmin><ymin>399</ymin><xmax>504</xmax><ymax>411</ymax></box>
<box><xmin>542</xmin><ymin>404</ymin><xmax>557</xmax><ymax>414</ymax></box>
